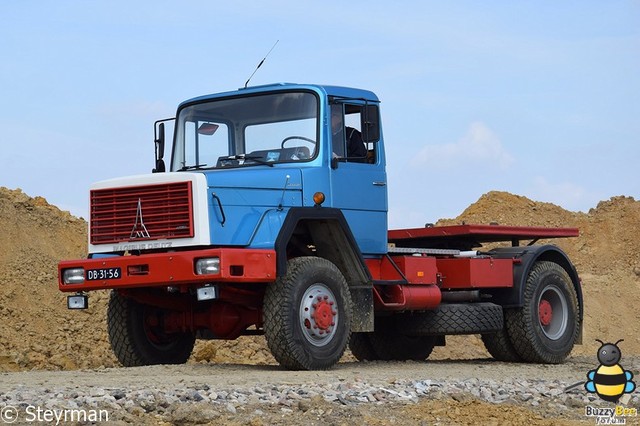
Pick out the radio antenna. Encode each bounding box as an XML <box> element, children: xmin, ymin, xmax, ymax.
<box><xmin>244</xmin><ymin>40</ymin><xmax>279</xmax><ymax>89</ymax></box>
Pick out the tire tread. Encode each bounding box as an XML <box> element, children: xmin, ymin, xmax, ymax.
<box><xmin>403</xmin><ymin>303</ymin><xmax>503</xmax><ymax>336</ymax></box>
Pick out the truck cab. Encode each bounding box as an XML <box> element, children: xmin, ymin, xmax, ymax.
<box><xmin>59</xmin><ymin>83</ymin><xmax>582</xmax><ymax>371</ymax></box>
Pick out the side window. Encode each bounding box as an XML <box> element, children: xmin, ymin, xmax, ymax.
<box><xmin>344</xmin><ymin>107</ymin><xmax>361</xmax><ymax>132</ymax></box>
<box><xmin>334</xmin><ymin>104</ymin><xmax>377</xmax><ymax>164</ymax></box>
<box><xmin>183</xmin><ymin>120</ymin><xmax>230</xmax><ymax>168</ymax></box>
<box><xmin>345</xmin><ymin>107</ymin><xmax>364</xmax><ymax>161</ymax></box>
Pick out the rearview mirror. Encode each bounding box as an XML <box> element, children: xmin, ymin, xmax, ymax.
<box><xmin>153</xmin><ymin>119</ymin><xmax>172</xmax><ymax>173</ymax></box>
<box><xmin>361</xmin><ymin>105</ymin><xmax>380</xmax><ymax>143</ymax></box>
<box><xmin>198</xmin><ymin>123</ymin><xmax>219</xmax><ymax>135</ymax></box>
<box><xmin>156</xmin><ymin>122</ymin><xmax>165</xmax><ymax>159</ymax></box>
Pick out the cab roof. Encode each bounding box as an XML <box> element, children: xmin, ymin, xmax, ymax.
<box><xmin>179</xmin><ymin>83</ymin><xmax>380</xmax><ymax>109</ymax></box>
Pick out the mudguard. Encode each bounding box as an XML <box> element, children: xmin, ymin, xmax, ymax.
<box><xmin>274</xmin><ymin>206</ymin><xmax>374</xmax><ymax>332</ymax></box>
<box><xmin>487</xmin><ymin>244</ymin><xmax>583</xmax><ymax>343</ymax></box>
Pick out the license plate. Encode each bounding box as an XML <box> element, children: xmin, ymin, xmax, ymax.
<box><xmin>86</xmin><ymin>267</ymin><xmax>122</xmax><ymax>281</ymax></box>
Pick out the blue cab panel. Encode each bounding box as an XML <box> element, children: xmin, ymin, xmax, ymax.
<box><xmin>174</xmin><ymin>84</ymin><xmax>388</xmax><ymax>255</ymax></box>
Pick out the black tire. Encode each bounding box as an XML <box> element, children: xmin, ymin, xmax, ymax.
<box><xmin>367</xmin><ymin>317</ymin><xmax>435</xmax><ymax>361</ymax></box>
<box><xmin>481</xmin><ymin>326</ymin><xmax>523</xmax><ymax>362</ymax></box>
<box><xmin>107</xmin><ymin>290</ymin><xmax>195</xmax><ymax>367</ymax></box>
<box><xmin>506</xmin><ymin>261</ymin><xmax>579</xmax><ymax>364</ymax></box>
<box><xmin>263</xmin><ymin>257</ymin><xmax>352</xmax><ymax>370</ymax></box>
<box><xmin>349</xmin><ymin>333</ymin><xmax>379</xmax><ymax>361</ymax></box>
<box><xmin>402</xmin><ymin>303</ymin><xmax>503</xmax><ymax>336</ymax></box>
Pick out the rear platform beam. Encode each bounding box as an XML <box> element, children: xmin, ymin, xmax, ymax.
<box><xmin>388</xmin><ymin>224</ymin><xmax>579</xmax><ymax>250</ymax></box>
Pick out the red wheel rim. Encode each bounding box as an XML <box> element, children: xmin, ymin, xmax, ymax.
<box><xmin>300</xmin><ymin>284</ymin><xmax>339</xmax><ymax>347</ymax></box>
<box><xmin>312</xmin><ymin>297</ymin><xmax>335</xmax><ymax>331</ymax></box>
<box><xmin>538</xmin><ymin>299</ymin><xmax>553</xmax><ymax>326</ymax></box>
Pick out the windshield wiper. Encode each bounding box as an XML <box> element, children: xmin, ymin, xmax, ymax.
<box><xmin>229</xmin><ymin>155</ymin><xmax>274</xmax><ymax>167</ymax></box>
<box><xmin>244</xmin><ymin>155</ymin><xmax>275</xmax><ymax>167</ymax></box>
<box><xmin>178</xmin><ymin>163</ymin><xmax>207</xmax><ymax>171</ymax></box>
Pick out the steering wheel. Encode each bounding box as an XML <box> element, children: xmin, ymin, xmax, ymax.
<box><xmin>281</xmin><ymin>136</ymin><xmax>316</xmax><ymax>148</ymax></box>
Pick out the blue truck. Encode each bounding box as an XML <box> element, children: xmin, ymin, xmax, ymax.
<box><xmin>58</xmin><ymin>83</ymin><xmax>582</xmax><ymax>370</ymax></box>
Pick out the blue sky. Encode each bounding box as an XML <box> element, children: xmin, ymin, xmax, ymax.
<box><xmin>1</xmin><ymin>1</ymin><xmax>638</xmax><ymax>229</ymax></box>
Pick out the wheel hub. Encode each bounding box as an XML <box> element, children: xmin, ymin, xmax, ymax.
<box><xmin>312</xmin><ymin>296</ymin><xmax>335</xmax><ymax>331</ymax></box>
<box><xmin>300</xmin><ymin>284</ymin><xmax>338</xmax><ymax>347</ymax></box>
<box><xmin>537</xmin><ymin>285</ymin><xmax>568</xmax><ymax>340</ymax></box>
<box><xmin>538</xmin><ymin>299</ymin><xmax>553</xmax><ymax>326</ymax></box>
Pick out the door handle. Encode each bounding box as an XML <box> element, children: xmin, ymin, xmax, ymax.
<box><xmin>372</xmin><ymin>181</ymin><xmax>386</xmax><ymax>186</ymax></box>
<box><xmin>211</xmin><ymin>193</ymin><xmax>226</xmax><ymax>226</ymax></box>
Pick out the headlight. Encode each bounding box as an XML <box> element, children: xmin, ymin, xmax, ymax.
<box><xmin>195</xmin><ymin>258</ymin><xmax>220</xmax><ymax>275</ymax></box>
<box><xmin>62</xmin><ymin>268</ymin><xmax>85</xmax><ymax>284</ymax></box>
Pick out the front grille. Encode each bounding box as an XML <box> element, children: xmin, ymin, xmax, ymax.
<box><xmin>90</xmin><ymin>182</ymin><xmax>194</xmax><ymax>245</ymax></box>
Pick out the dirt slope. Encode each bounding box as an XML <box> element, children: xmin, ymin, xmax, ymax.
<box><xmin>1</xmin><ymin>187</ymin><xmax>639</xmax><ymax>372</ymax></box>
<box><xmin>0</xmin><ymin>188</ymin><xmax>116</xmax><ymax>371</ymax></box>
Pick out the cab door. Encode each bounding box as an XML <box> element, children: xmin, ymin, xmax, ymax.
<box><xmin>329</xmin><ymin>102</ymin><xmax>387</xmax><ymax>255</ymax></box>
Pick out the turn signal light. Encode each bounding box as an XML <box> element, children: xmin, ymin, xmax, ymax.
<box><xmin>313</xmin><ymin>192</ymin><xmax>325</xmax><ymax>206</ymax></box>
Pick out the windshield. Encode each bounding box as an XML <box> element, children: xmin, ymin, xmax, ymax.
<box><xmin>171</xmin><ymin>91</ymin><xmax>318</xmax><ymax>171</ymax></box>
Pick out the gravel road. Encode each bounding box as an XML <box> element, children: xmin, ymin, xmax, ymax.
<box><xmin>2</xmin><ymin>356</ymin><xmax>639</xmax><ymax>425</ymax></box>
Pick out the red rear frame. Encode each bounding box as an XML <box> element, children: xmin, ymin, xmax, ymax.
<box><xmin>388</xmin><ymin>224</ymin><xmax>579</xmax><ymax>245</ymax></box>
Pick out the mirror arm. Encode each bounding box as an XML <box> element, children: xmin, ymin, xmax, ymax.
<box><xmin>152</xmin><ymin>118</ymin><xmax>175</xmax><ymax>173</ymax></box>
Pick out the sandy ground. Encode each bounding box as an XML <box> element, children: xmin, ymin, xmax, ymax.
<box><xmin>0</xmin><ymin>356</ymin><xmax>599</xmax><ymax>391</ymax></box>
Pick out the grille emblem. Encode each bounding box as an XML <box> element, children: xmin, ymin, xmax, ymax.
<box><xmin>130</xmin><ymin>199</ymin><xmax>151</xmax><ymax>239</ymax></box>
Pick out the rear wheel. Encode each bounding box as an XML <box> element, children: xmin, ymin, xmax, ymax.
<box><xmin>367</xmin><ymin>317</ymin><xmax>435</xmax><ymax>361</ymax></box>
<box><xmin>506</xmin><ymin>261</ymin><xmax>579</xmax><ymax>363</ymax></box>
<box><xmin>481</xmin><ymin>326</ymin><xmax>523</xmax><ymax>362</ymax></box>
<box><xmin>350</xmin><ymin>317</ymin><xmax>436</xmax><ymax>362</ymax></box>
<box><xmin>349</xmin><ymin>333</ymin><xmax>379</xmax><ymax>361</ymax></box>
<box><xmin>107</xmin><ymin>290</ymin><xmax>195</xmax><ymax>366</ymax></box>
<box><xmin>263</xmin><ymin>257</ymin><xmax>352</xmax><ymax>370</ymax></box>
<box><xmin>368</xmin><ymin>333</ymin><xmax>436</xmax><ymax>361</ymax></box>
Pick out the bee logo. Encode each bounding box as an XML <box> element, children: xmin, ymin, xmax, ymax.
<box><xmin>585</xmin><ymin>339</ymin><xmax>636</xmax><ymax>402</ymax></box>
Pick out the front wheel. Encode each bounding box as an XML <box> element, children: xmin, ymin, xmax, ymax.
<box><xmin>263</xmin><ymin>257</ymin><xmax>352</xmax><ymax>370</ymax></box>
<box><xmin>506</xmin><ymin>261</ymin><xmax>580</xmax><ymax>363</ymax></box>
<box><xmin>107</xmin><ymin>290</ymin><xmax>195</xmax><ymax>366</ymax></box>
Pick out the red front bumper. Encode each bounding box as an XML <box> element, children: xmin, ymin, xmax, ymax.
<box><xmin>58</xmin><ymin>248</ymin><xmax>276</xmax><ymax>292</ymax></box>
